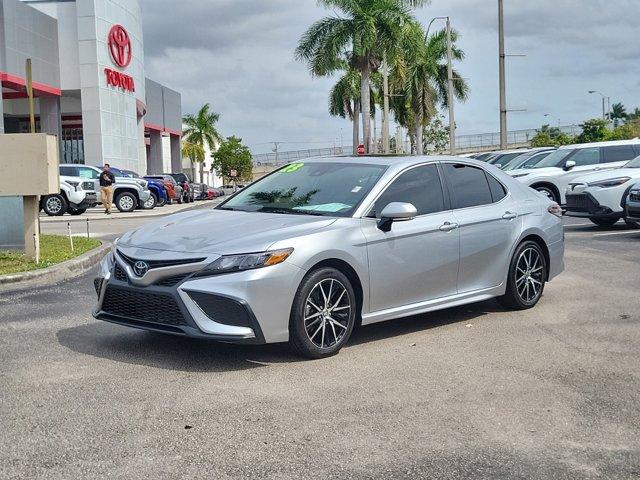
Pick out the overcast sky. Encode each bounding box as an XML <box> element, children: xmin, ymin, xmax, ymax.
<box><xmin>139</xmin><ymin>0</ymin><xmax>640</xmax><ymax>153</ymax></box>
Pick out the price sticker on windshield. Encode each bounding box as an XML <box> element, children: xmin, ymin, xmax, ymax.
<box><xmin>281</xmin><ymin>162</ymin><xmax>304</xmax><ymax>173</ymax></box>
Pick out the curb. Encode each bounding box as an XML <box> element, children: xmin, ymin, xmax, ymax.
<box><xmin>0</xmin><ymin>242</ymin><xmax>111</xmax><ymax>293</ymax></box>
<box><xmin>39</xmin><ymin>200</ymin><xmax>220</xmax><ymax>224</ymax></box>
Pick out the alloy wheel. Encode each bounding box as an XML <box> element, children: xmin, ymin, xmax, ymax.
<box><xmin>119</xmin><ymin>195</ymin><xmax>135</xmax><ymax>211</ymax></box>
<box><xmin>304</xmin><ymin>278</ymin><xmax>351</xmax><ymax>349</ymax></box>
<box><xmin>46</xmin><ymin>197</ymin><xmax>63</xmax><ymax>214</ymax></box>
<box><xmin>515</xmin><ymin>247</ymin><xmax>544</xmax><ymax>303</ymax></box>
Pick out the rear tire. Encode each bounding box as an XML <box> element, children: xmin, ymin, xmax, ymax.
<box><xmin>289</xmin><ymin>268</ymin><xmax>356</xmax><ymax>359</ymax></box>
<box><xmin>115</xmin><ymin>192</ymin><xmax>137</xmax><ymax>213</ymax></box>
<box><xmin>624</xmin><ymin>218</ymin><xmax>640</xmax><ymax>229</ymax></box>
<box><xmin>68</xmin><ymin>207</ymin><xmax>87</xmax><ymax>216</ymax></box>
<box><xmin>498</xmin><ymin>241</ymin><xmax>547</xmax><ymax>310</ymax></box>
<box><xmin>42</xmin><ymin>194</ymin><xmax>67</xmax><ymax>216</ymax></box>
<box><xmin>589</xmin><ymin>217</ymin><xmax>618</xmax><ymax>227</ymax></box>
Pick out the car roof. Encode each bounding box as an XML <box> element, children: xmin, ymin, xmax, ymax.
<box><xmin>559</xmin><ymin>138</ymin><xmax>640</xmax><ymax>149</ymax></box>
<box><xmin>296</xmin><ymin>155</ymin><xmax>489</xmax><ymax>170</ymax></box>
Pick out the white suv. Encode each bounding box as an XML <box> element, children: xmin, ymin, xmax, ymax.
<box><xmin>564</xmin><ymin>155</ymin><xmax>640</xmax><ymax>227</ymax></box>
<box><xmin>507</xmin><ymin>139</ymin><xmax>640</xmax><ymax>204</ymax></box>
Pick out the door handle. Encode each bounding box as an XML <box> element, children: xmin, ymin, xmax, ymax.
<box><xmin>439</xmin><ymin>222</ymin><xmax>459</xmax><ymax>232</ymax></box>
<box><xmin>502</xmin><ymin>212</ymin><xmax>518</xmax><ymax>220</ymax></box>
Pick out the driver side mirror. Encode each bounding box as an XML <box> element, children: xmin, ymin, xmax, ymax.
<box><xmin>377</xmin><ymin>202</ymin><xmax>418</xmax><ymax>232</ymax></box>
<box><xmin>564</xmin><ymin>160</ymin><xmax>576</xmax><ymax>171</ymax></box>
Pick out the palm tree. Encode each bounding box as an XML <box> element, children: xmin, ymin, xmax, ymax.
<box><xmin>181</xmin><ymin>141</ymin><xmax>205</xmax><ymax>182</ymax></box>
<box><xmin>394</xmin><ymin>26</ymin><xmax>469</xmax><ymax>154</ymax></box>
<box><xmin>610</xmin><ymin>102</ymin><xmax>627</xmax><ymax>127</ymax></box>
<box><xmin>296</xmin><ymin>0</ymin><xmax>430</xmax><ymax>154</ymax></box>
<box><xmin>329</xmin><ymin>68</ymin><xmax>361</xmax><ymax>154</ymax></box>
<box><xmin>329</xmin><ymin>67</ymin><xmax>380</xmax><ymax>154</ymax></box>
<box><xmin>182</xmin><ymin>103</ymin><xmax>222</xmax><ymax>183</ymax></box>
<box><xmin>628</xmin><ymin>107</ymin><xmax>640</xmax><ymax>120</ymax></box>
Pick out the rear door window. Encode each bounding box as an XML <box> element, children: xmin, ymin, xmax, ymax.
<box><xmin>486</xmin><ymin>174</ymin><xmax>507</xmax><ymax>202</ymax></box>
<box><xmin>601</xmin><ymin>145</ymin><xmax>638</xmax><ymax>163</ymax></box>
<box><xmin>442</xmin><ymin>163</ymin><xmax>494</xmax><ymax>209</ymax></box>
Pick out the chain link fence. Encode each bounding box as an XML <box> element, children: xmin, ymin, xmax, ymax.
<box><xmin>251</xmin><ymin>124</ymin><xmax>583</xmax><ymax>165</ymax></box>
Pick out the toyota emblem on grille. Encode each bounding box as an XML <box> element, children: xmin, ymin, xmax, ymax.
<box><xmin>133</xmin><ymin>261</ymin><xmax>149</xmax><ymax>277</ymax></box>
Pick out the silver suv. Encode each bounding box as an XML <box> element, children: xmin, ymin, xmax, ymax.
<box><xmin>59</xmin><ymin>164</ymin><xmax>150</xmax><ymax>212</ymax></box>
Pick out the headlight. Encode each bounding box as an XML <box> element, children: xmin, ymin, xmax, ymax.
<box><xmin>587</xmin><ymin>177</ymin><xmax>631</xmax><ymax>188</ymax></box>
<box><xmin>512</xmin><ymin>173</ymin><xmax>530</xmax><ymax>178</ymax></box>
<box><xmin>194</xmin><ymin>248</ymin><xmax>293</xmax><ymax>277</ymax></box>
<box><xmin>67</xmin><ymin>180</ymin><xmax>81</xmax><ymax>191</ymax></box>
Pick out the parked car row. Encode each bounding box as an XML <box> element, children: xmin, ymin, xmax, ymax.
<box><xmin>40</xmin><ymin>165</ymin><xmax>221</xmax><ymax>217</ymax></box>
<box><xmin>466</xmin><ymin>138</ymin><xmax>640</xmax><ymax>227</ymax></box>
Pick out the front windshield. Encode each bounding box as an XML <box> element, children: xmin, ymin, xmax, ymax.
<box><xmin>531</xmin><ymin>149</ymin><xmax>573</xmax><ymax>169</ymax></box>
<box><xmin>491</xmin><ymin>152</ymin><xmax>522</xmax><ymax>166</ymax></box>
<box><xmin>219</xmin><ymin>162</ymin><xmax>387</xmax><ymax>217</ymax></box>
<box><xmin>625</xmin><ymin>155</ymin><xmax>640</xmax><ymax>168</ymax></box>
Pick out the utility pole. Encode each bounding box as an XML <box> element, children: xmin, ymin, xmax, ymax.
<box><xmin>498</xmin><ymin>0</ymin><xmax>507</xmax><ymax>150</ymax></box>
<box><xmin>382</xmin><ymin>57</ymin><xmax>390</xmax><ymax>154</ymax></box>
<box><xmin>273</xmin><ymin>142</ymin><xmax>280</xmax><ymax>165</ymax></box>
<box><xmin>446</xmin><ymin>17</ymin><xmax>455</xmax><ymax>155</ymax></box>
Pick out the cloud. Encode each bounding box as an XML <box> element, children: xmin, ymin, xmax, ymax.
<box><xmin>140</xmin><ymin>0</ymin><xmax>640</xmax><ymax>151</ymax></box>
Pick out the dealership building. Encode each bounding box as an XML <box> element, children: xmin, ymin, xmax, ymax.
<box><xmin>0</xmin><ymin>0</ymin><xmax>185</xmax><ymax>247</ymax></box>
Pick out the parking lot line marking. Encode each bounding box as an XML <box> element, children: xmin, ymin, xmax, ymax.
<box><xmin>593</xmin><ymin>230</ymin><xmax>640</xmax><ymax>237</ymax></box>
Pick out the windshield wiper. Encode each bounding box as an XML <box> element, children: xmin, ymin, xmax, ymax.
<box><xmin>258</xmin><ymin>207</ymin><xmax>326</xmax><ymax>216</ymax></box>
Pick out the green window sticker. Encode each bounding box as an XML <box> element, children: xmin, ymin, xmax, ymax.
<box><xmin>281</xmin><ymin>162</ymin><xmax>304</xmax><ymax>173</ymax></box>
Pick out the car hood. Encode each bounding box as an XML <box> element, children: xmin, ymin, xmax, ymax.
<box><xmin>118</xmin><ymin>209</ymin><xmax>338</xmax><ymax>255</ymax></box>
<box><xmin>508</xmin><ymin>167</ymin><xmax>563</xmax><ymax>178</ymax></box>
<box><xmin>569</xmin><ymin>168</ymin><xmax>640</xmax><ymax>184</ymax></box>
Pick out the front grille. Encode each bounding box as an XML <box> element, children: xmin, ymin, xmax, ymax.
<box><xmin>82</xmin><ymin>181</ymin><xmax>95</xmax><ymax>191</ymax></box>
<box><xmin>155</xmin><ymin>274</ymin><xmax>190</xmax><ymax>287</ymax></box>
<box><xmin>187</xmin><ymin>291</ymin><xmax>252</xmax><ymax>327</ymax></box>
<box><xmin>114</xmin><ymin>264</ymin><xmax>128</xmax><ymax>282</ymax></box>
<box><xmin>102</xmin><ymin>285</ymin><xmax>187</xmax><ymax>326</ymax></box>
<box><xmin>565</xmin><ymin>193</ymin><xmax>599</xmax><ymax>213</ymax></box>
<box><xmin>117</xmin><ymin>250</ymin><xmax>205</xmax><ymax>270</ymax></box>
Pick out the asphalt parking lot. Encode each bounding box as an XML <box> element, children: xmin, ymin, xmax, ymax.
<box><xmin>1</xmin><ymin>215</ymin><xmax>639</xmax><ymax>479</ymax></box>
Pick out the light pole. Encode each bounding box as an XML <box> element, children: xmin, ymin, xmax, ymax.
<box><xmin>588</xmin><ymin>90</ymin><xmax>609</xmax><ymax>120</ymax></box>
<box><xmin>498</xmin><ymin>0</ymin><xmax>507</xmax><ymax>149</ymax></box>
<box><xmin>425</xmin><ymin>16</ymin><xmax>456</xmax><ymax>155</ymax></box>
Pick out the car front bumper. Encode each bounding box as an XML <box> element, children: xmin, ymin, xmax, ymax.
<box><xmin>93</xmin><ymin>252</ymin><xmax>306</xmax><ymax>344</ymax></box>
<box><xmin>564</xmin><ymin>191</ymin><xmax>623</xmax><ymax>219</ymax></box>
<box><xmin>70</xmin><ymin>192</ymin><xmax>97</xmax><ymax>210</ymax></box>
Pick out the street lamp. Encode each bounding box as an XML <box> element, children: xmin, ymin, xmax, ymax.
<box><xmin>588</xmin><ymin>90</ymin><xmax>610</xmax><ymax>120</ymax></box>
<box><xmin>425</xmin><ymin>16</ymin><xmax>456</xmax><ymax>155</ymax></box>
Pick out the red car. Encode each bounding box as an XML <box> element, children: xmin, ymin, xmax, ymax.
<box><xmin>206</xmin><ymin>187</ymin><xmax>218</xmax><ymax>199</ymax></box>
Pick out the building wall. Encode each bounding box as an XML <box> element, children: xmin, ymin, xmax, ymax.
<box><xmin>75</xmin><ymin>0</ymin><xmax>145</xmax><ymax>171</ymax></box>
<box><xmin>0</xmin><ymin>0</ymin><xmax>60</xmax><ymax>87</ymax></box>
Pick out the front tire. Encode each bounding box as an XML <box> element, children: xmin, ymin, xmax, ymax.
<box><xmin>156</xmin><ymin>195</ymin><xmax>167</xmax><ymax>207</ymax></box>
<box><xmin>143</xmin><ymin>192</ymin><xmax>157</xmax><ymax>210</ymax></box>
<box><xmin>534</xmin><ymin>186</ymin><xmax>559</xmax><ymax>203</ymax></box>
<box><xmin>289</xmin><ymin>268</ymin><xmax>356</xmax><ymax>359</ymax></box>
<box><xmin>114</xmin><ymin>192</ymin><xmax>137</xmax><ymax>213</ymax></box>
<box><xmin>42</xmin><ymin>194</ymin><xmax>68</xmax><ymax>216</ymax></box>
<box><xmin>498</xmin><ymin>241</ymin><xmax>547</xmax><ymax>310</ymax></box>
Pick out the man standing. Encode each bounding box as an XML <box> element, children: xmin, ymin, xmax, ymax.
<box><xmin>99</xmin><ymin>164</ymin><xmax>116</xmax><ymax>215</ymax></box>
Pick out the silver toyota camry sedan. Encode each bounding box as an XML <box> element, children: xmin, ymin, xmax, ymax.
<box><xmin>93</xmin><ymin>156</ymin><xmax>565</xmax><ymax>358</ymax></box>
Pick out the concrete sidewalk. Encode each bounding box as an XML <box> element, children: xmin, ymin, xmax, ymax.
<box><xmin>39</xmin><ymin>198</ymin><xmax>222</xmax><ymax>223</ymax></box>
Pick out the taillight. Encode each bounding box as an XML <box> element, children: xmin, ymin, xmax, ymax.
<box><xmin>548</xmin><ymin>203</ymin><xmax>562</xmax><ymax>217</ymax></box>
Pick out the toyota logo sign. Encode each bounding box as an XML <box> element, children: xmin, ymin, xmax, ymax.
<box><xmin>108</xmin><ymin>25</ymin><xmax>132</xmax><ymax>68</ymax></box>
<box><xmin>133</xmin><ymin>261</ymin><xmax>149</xmax><ymax>277</ymax></box>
